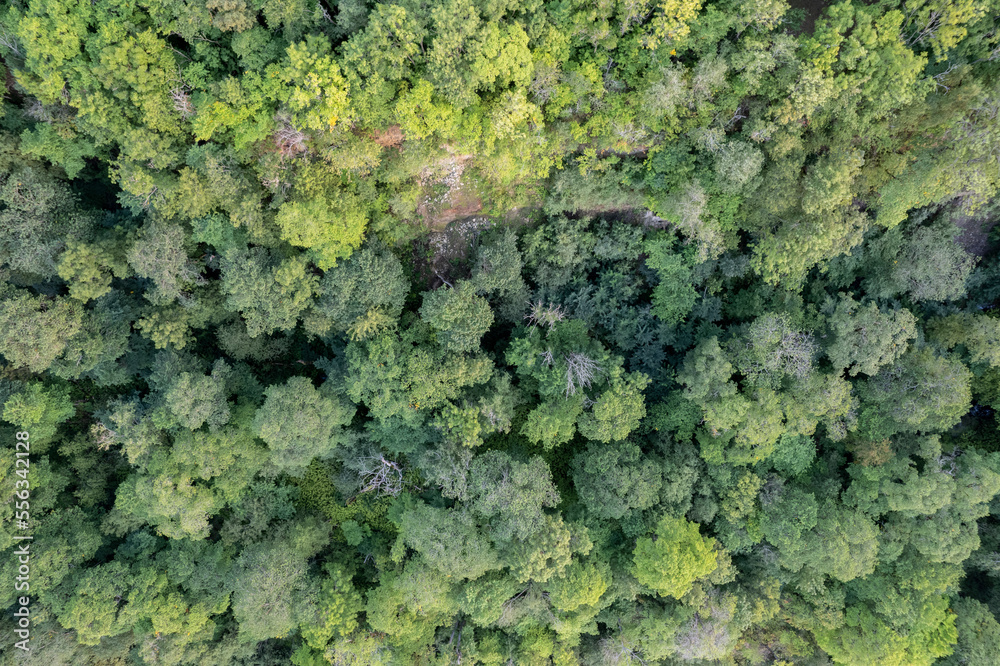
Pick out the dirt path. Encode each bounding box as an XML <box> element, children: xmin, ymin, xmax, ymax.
<box><xmin>786</xmin><ymin>0</ymin><xmax>830</xmax><ymax>34</ymax></box>
<box><xmin>953</xmin><ymin>210</ymin><xmax>998</xmax><ymax>257</ymax></box>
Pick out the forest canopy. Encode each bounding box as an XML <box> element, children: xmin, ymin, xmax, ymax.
<box><xmin>1</xmin><ymin>0</ymin><xmax>1000</xmax><ymax>664</ymax></box>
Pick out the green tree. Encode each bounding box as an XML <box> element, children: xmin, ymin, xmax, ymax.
<box><xmin>507</xmin><ymin>319</ymin><xmax>646</xmax><ymax>444</ymax></box>
<box><xmin>111</xmin><ymin>453</ymin><xmax>223</xmax><ymax>540</ymax></box>
<box><xmin>729</xmin><ymin>312</ymin><xmax>817</xmax><ymax>389</ymax></box>
<box><xmin>277</xmin><ymin>35</ymin><xmax>351</xmax><ymax>131</ymax></box>
<box><xmin>801</xmin><ymin>149</ymin><xmax>864</xmax><ymax>216</ymax></box>
<box><xmin>344</xmin><ymin>319</ymin><xmax>494</xmax><ymax>425</ymax></box>
<box><xmin>633</xmin><ymin>515</ymin><xmax>719</xmax><ymax>599</ymax></box>
<box><xmin>860</xmin><ymin>348</ymin><xmax>972</xmax><ymax>434</ymax></box>
<box><xmin>2</xmin><ymin>382</ymin><xmax>74</xmax><ymax>449</ymax></box>
<box><xmin>576</xmin><ymin>365</ymin><xmax>650</xmax><ymax>442</ymax></box>
<box><xmin>572</xmin><ymin>441</ymin><xmax>662</xmax><ymax>520</ymax></box>
<box><xmin>545</xmin><ymin>557</ymin><xmax>610</xmax><ymax>613</ymax></box>
<box><xmin>941</xmin><ymin>598</ymin><xmax>1000</xmax><ymax>666</ymax></box>
<box><xmin>814</xmin><ymin>597</ymin><xmax>957</xmax><ymax>666</ymax></box>
<box><xmin>419</xmin><ymin>283</ymin><xmax>495</xmax><ymax>353</ymax></box>
<box><xmin>498</xmin><ymin>513</ymin><xmax>584</xmax><ymax>584</ymax></box>
<box><xmin>307</xmin><ymin>241</ymin><xmax>408</xmax><ymax>340</ymax></box>
<box><xmin>396</xmin><ymin>502</ymin><xmax>501</xmax><ymax>580</ymax></box>
<box><xmin>0</xmin><ymin>288</ymin><xmax>83</xmax><ymax>373</ymax></box>
<box><xmin>677</xmin><ymin>336</ymin><xmax>738</xmax><ymax>405</ymax></box>
<box><xmin>0</xmin><ymin>507</ymin><xmax>102</xmax><ymax>609</ymax></box>
<box><xmin>644</xmin><ymin>234</ymin><xmax>699</xmax><ymax>325</ymax></box>
<box><xmin>228</xmin><ymin>519</ymin><xmax>330</xmax><ymax>642</ymax></box>
<box><xmin>56</xmin><ymin>239</ymin><xmax>120</xmax><ymax>302</ymax></box>
<box><xmin>469</xmin><ymin>228</ymin><xmax>525</xmax><ymax>297</ymax></box>
<box><xmin>299</xmin><ymin>564</ymin><xmax>364</xmax><ymax>650</ymax></box>
<box><xmin>640</xmin><ymin>0</ymin><xmax>705</xmax><ymax>50</ymax></box>
<box><xmin>171</xmin><ymin>424</ymin><xmax>268</xmax><ymax>503</ymax></box>
<box><xmin>0</xmin><ymin>166</ymin><xmax>92</xmax><ymax>278</ymax></box>
<box><xmin>126</xmin><ymin>219</ymin><xmax>199</xmax><ymax>303</ymax></box>
<box><xmin>364</xmin><ymin>558</ymin><xmax>459</xmax><ymax>653</ymax></box>
<box><xmin>220</xmin><ymin>247</ymin><xmax>317</xmax><ymax>337</ymax></box>
<box><xmin>928</xmin><ymin>312</ymin><xmax>1000</xmax><ymax>368</ymax></box>
<box><xmin>52</xmin><ymin>561</ymin><xmax>140</xmax><ymax>646</ymax></box>
<box><xmin>274</xmin><ymin>193</ymin><xmax>367</xmax><ymax>270</ymax></box>
<box><xmin>469</xmin><ymin>228</ymin><xmax>529</xmax><ymax>322</ymax></box>
<box><xmin>48</xmin><ymin>291</ymin><xmax>134</xmax><ymax>383</ymax></box>
<box><xmin>758</xmin><ymin>486</ymin><xmax>819</xmax><ymax>573</ymax></box>
<box><xmin>520</xmin><ymin>396</ymin><xmax>584</xmax><ymax>449</ymax></box>
<box><xmin>253</xmin><ymin>377</ymin><xmax>356</xmax><ymax>474</ymax></box>
<box><xmin>157</xmin><ymin>360</ymin><xmax>233</xmax><ymax>431</ymax></box>
<box><xmin>825</xmin><ymin>294</ymin><xmax>917</xmax><ymax>376</ymax></box>
<box><xmin>863</xmin><ymin>218</ymin><xmax>977</xmax><ymax>302</ymax></box>
<box><xmin>465</xmin><ymin>451</ymin><xmax>560</xmax><ymax>542</ymax></box>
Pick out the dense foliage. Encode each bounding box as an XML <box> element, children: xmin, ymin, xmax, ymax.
<box><xmin>1</xmin><ymin>0</ymin><xmax>1000</xmax><ymax>663</ymax></box>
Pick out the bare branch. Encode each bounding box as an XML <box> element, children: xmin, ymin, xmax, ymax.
<box><xmin>272</xmin><ymin>112</ymin><xmax>308</xmax><ymax>157</ymax></box>
<box><xmin>525</xmin><ymin>300</ymin><xmax>565</xmax><ymax>329</ymax></box>
<box><xmin>0</xmin><ymin>27</ymin><xmax>23</xmax><ymax>58</ymax></box>
<box><xmin>358</xmin><ymin>455</ymin><xmax>404</xmax><ymax>497</ymax></box>
<box><xmin>564</xmin><ymin>352</ymin><xmax>601</xmax><ymax>397</ymax></box>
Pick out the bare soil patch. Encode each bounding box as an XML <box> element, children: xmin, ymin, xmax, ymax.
<box><xmin>371</xmin><ymin>125</ymin><xmax>404</xmax><ymax>148</ymax></box>
<box><xmin>409</xmin><ymin>215</ymin><xmax>495</xmax><ymax>290</ymax></box>
<box><xmin>416</xmin><ymin>154</ymin><xmax>484</xmax><ymax>231</ymax></box>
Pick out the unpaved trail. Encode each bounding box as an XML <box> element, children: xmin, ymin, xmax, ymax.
<box><xmin>953</xmin><ymin>210</ymin><xmax>998</xmax><ymax>257</ymax></box>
